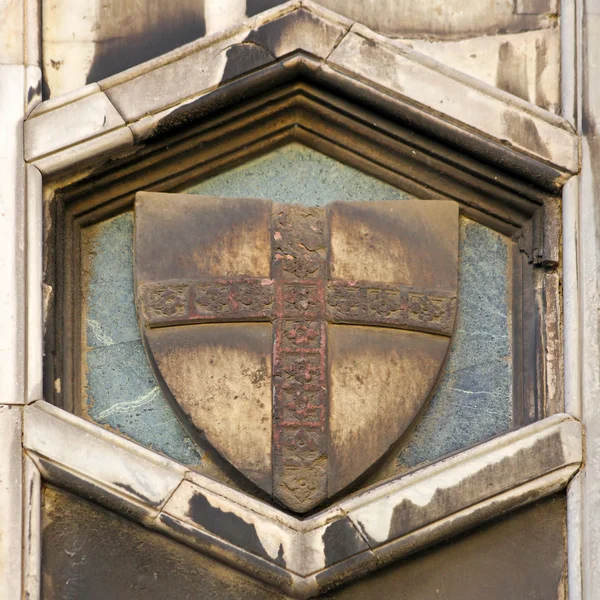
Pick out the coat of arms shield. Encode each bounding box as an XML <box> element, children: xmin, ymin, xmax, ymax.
<box><xmin>135</xmin><ymin>192</ymin><xmax>458</xmax><ymax>513</ymax></box>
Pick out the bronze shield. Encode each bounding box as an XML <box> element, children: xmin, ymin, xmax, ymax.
<box><xmin>135</xmin><ymin>192</ymin><xmax>458</xmax><ymax>513</ymax></box>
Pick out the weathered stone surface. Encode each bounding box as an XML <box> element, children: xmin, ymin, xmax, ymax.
<box><xmin>543</xmin><ymin>271</ymin><xmax>563</xmax><ymax>415</ymax></box>
<box><xmin>135</xmin><ymin>193</ymin><xmax>276</xmax><ymax>492</ymax></box>
<box><xmin>385</xmin><ymin>218</ymin><xmax>513</xmax><ymax>478</ymax></box>
<box><xmin>101</xmin><ymin>27</ymin><xmax>249</xmax><ymax>124</ymax></box>
<box><xmin>0</xmin><ymin>406</ymin><xmax>23</xmax><ymax>598</ymax></box>
<box><xmin>329</xmin><ymin>326</ymin><xmax>449</xmax><ymax>494</ymax></box>
<box><xmin>313</xmin><ymin>0</ymin><xmax>555</xmax><ymax>37</ymax></box>
<box><xmin>28</xmin><ymin>3</ymin><xmax>577</xmax><ymax>180</ymax></box>
<box><xmin>40</xmin><ymin>483</ymin><xmax>569</xmax><ymax>599</ymax></box>
<box><xmin>149</xmin><ymin>324</ymin><xmax>274</xmax><ymax>492</ymax></box>
<box><xmin>398</xmin><ymin>28</ymin><xmax>560</xmax><ymax>113</ymax></box>
<box><xmin>161</xmin><ymin>477</ymin><xmax>372</xmax><ymax>579</ymax></box>
<box><xmin>570</xmin><ymin>6</ymin><xmax>600</xmax><ymax>597</ymax></box>
<box><xmin>327</xmin><ymin>495</ymin><xmax>567</xmax><ymax>600</ymax></box>
<box><xmin>29</xmin><ymin>80</ymin><xmax>99</xmax><ymax>115</ymax></box>
<box><xmin>326</xmin><ymin>200</ymin><xmax>458</xmax><ymax>494</ymax></box>
<box><xmin>23</xmin><ymin>81</ymin><xmax>133</xmax><ymax>174</ymax></box>
<box><xmin>26</xmin><ymin>164</ymin><xmax>43</xmax><ymax>404</ymax></box>
<box><xmin>25</xmin><ymin>65</ymin><xmax>42</xmax><ymax>115</ymax></box>
<box><xmin>41</xmin><ymin>0</ymin><xmax>210</xmax><ymax>97</ymax></box>
<box><xmin>81</xmin><ymin>212</ymin><xmax>202</xmax><ymax>467</ymax></box>
<box><xmin>32</xmin><ymin>126</ymin><xmax>134</xmax><ymax>175</ymax></box>
<box><xmin>327</xmin><ymin>27</ymin><xmax>576</xmax><ymax>171</ymax></box>
<box><xmin>0</xmin><ymin>65</ymin><xmax>26</xmax><ymax>405</ymax></box>
<box><xmin>42</xmin><ymin>485</ymin><xmax>287</xmax><ymax>600</ymax></box>
<box><xmin>162</xmin><ymin>480</ymin><xmax>302</xmax><ymax>569</ymax></box>
<box><xmin>172</xmin><ymin>473</ymin><xmax>373</xmax><ymax>583</ymax></box>
<box><xmin>101</xmin><ymin>7</ymin><xmax>349</xmax><ymax>123</ymax></box>
<box><xmin>186</xmin><ymin>144</ymin><xmax>413</xmax><ymax>204</ymax></box>
<box><xmin>23</xmin><ymin>403</ymin><xmax>582</xmax><ymax>598</ymax></box>
<box><xmin>515</xmin><ymin>0</ymin><xmax>557</xmax><ymax>14</ymax></box>
<box><xmin>81</xmin><ymin>213</ymin><xmax>140</xmax><ymax>350</ymax></box>
<box><xmin>41</xmin><ymin>0</ymin><xmax>558</xmax><ymax>99</ymax></box>
<box><xmin>23</xmin><ymin>455</ymin><xmax>41</xmax><ymax>599</ymax></box>
<box><xmin>340</xmin><ymin>414</ymin><xmax>580</xmax><ymax>548</ymax></box>
<box><xmin>204</xmin><ymin>0</ymin><xmax>248</xmax><ymax>35</ymax></box>
<box><xmin>85</xmin><ymin>340</ymin><xmax>203</xmax><ymax>466</ymax></box>
<box><xmin>24</xmin><ymin>401</ymin><xmax>186</xmax><ymax>511</ymax></box>
<box><xmin>135</xmin><ymin>193</ymin><xmax>273</xmax><ymax>281</ymax></box>
<box><xmin>135</xmin><ymin>193</ymin><xmax>458</xmax><ymax>511</ymax></box>
<box><xmin>0</xmin><ymin>0</ymin><xmax>25</xmax><ymax>64</ymax></box>
<box><xmin>329</xmin><ymin>200</ymin><xmax>458</xmax><ymax>290</ymax></box>
<box><xmin>24</xmin><ymin>85</ymin><xmax>125</xmax><ymax>161</ymax></box>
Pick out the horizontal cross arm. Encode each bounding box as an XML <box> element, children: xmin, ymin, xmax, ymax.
<box><xmin>139</xmin><ymin>278</ymin><xmax>275</xmax><ymax>327</ymax></box>
<box><xmin>326</xmin><ymin>282</ymin><xmax>457</xmax><ymax>337</ymax></box>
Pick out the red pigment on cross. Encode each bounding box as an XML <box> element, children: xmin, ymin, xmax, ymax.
<box><xmin>140</xmin><ymin>204</ymin><xmax>456</xmax><ymax>511</ymax></box>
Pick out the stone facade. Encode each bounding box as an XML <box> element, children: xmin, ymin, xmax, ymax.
<box><xmin>1</xmin><ymin>0</ymin><xmax>599</xmax><ymax>598</ymax></box>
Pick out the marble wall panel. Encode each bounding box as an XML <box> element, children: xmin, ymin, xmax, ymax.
<box><xmin>41</xmin><ymin>485</ymin><xmax>566</xmax><ymax>599</ymax></box>
<box><xmin>81</xmin><ymin>213</ymin><xmax>201</xmax><ymax>468</ymax></box>
<box><xmin>42</xmin><ymin>0</ymin><xmax>559</xmax><ymax>109</ymax></box>
<box><xmin>41</xmin><ymin>485</ymin><xmax>287</xmax><ymax>600</ymax></box>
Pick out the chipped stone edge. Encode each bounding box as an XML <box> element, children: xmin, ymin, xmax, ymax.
<box><xmin>23</xmin><ymin>454</ymin><xmax>41</xmax><ymax>600</ymax></box>
<box><xmin>22</xmin><ymin>1</ymin><xmax>578</xmax><ymax>178</ymax></box>
<box><xmin>20</xmin><ymin>404</ymin><xmax>582</xmax><ymax>599</ymax></box>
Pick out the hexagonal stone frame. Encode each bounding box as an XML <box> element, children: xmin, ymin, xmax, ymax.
<box><xmin>18</xmin><ymin>401</ymin><xmax>581</xmax><ymax>598</ymax></box>
<box><xmin>17</xmin><ymin>2</ymin><xmax>581</xmax><ymax>597</ymax></box>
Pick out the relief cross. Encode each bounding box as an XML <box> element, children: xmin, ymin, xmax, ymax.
<box><xmin>141</xmin><ymin>204</ymin><xmax>455</xmax><ymax>512</ymax></box>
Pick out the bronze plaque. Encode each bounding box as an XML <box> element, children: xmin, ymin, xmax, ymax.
<box><xmin>135</xmin><ymin>193</ymin><xmax>458</xmax><ymax>512</ymax></box>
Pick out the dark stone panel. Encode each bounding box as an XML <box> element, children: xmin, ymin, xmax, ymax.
<box><xmin>41</xmin><ymin>485</ymin><xmax>566</xmax><ymax>599</ymax></box>
<box><xmin>85</xmin><ymin>6</ymin><xmax>206</xmax><ymax>88</ymax></box>
<box><xmin>322</xmin><ymin>518</ymin><xmax>369</xmax><ymax>568</ymax></box>
<box><xmin>246</xmin><ymin>0</ymin><xmax>281</xmax><ymax>18</ymax></box>
<box><xmin>186</xmin><ymin>491</ymin><xmax>281</xmax><ymax>565</ymax></box>
<box><xmin>41</xmin><ymin>486</ymin><xmax>286</xmax><ymax>600</ymax></box>
<box><xmin>324</xmin><ymin>494</ymin><xmax>567</xmax><ymax>599</ymax></box>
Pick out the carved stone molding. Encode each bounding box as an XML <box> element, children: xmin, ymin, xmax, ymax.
<box><xmin>21</xmin><ymin>401</ymin><xmax>582</xmax><ymax>598</ymax></box>
<box><xmin>23</xmin><ymin>0</ymin><xmax>577</xmax><ymax>188</ymax></box>
<box><xmin>30</xmin><ymin>3</ymin><xmax>573</xmax><ymax>433</ymax></box>
<box><xmin>14</xmin><ymin>5</ymin><xmax>582</xmax><ymax>595</ymax></box>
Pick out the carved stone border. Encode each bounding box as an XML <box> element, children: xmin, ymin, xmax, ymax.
<box><xmin>23</xmin><ymin>1</ymin><xmax>577</xmax><ymax>183</ymax></box>
<box><xmin>26</xmin><ymin>1</ymin><xmax>571</xmax><ymax>434</ymax></box>
<box><xmin>20</xmin><ymin>401</ymin><xmax>581</xmax><ymax>598</ymax></box>
<box><xmin>9</xmin><ymin>3</ymin><xmax>583</xmax><ymax>597</ymax></box>
<box><xmin>41</xmin><ymin>85</ymin><xmax>566</xmax><ymax>429</ymax></box>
